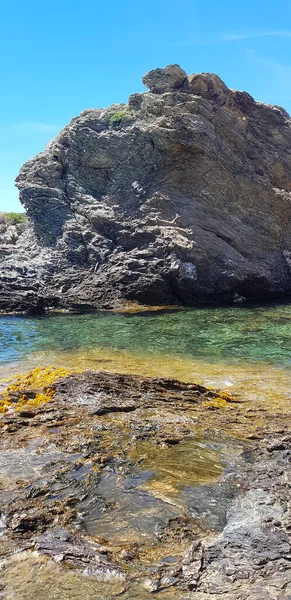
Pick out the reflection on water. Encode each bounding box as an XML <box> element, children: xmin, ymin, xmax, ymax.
<box><xmin>79</xmin><ymin>471</ymin><xmax>182</xmax><ymax>544</ymax></box>
<box><xmin>129</xmin><ymin>439</ymin><xmax>223</xmax><ymax>493</ymax></box>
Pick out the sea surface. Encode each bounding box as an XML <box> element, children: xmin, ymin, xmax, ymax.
<box><xmin>1</xmin><ymin>303</ymin><xmax>291</xmax><ymax>410</ymax></box>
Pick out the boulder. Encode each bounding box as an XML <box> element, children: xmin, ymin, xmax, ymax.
<box><xmin>142</xmin><ymin>64</ymin><xmax>188</xmax><ymax>93</ymax></box>
<box><xmin>187</xmin><ymin>72</ymin><xmax>231</xmax><ymax>104</ymax></box>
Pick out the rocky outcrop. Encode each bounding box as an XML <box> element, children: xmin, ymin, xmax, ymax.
<box><xmin>1</xmin><ymin>65</ymin><xmax>291</xmax><ymax>312</ymax></box>
<box><xmin>184</xmin><ymin>432</ymin><xmax>291</xmax><ymax>599</ymax></box>
<box><xmin>0</xmin><ymin>368</ymin><xmax>290</xmax><ymax>599</ymax></box>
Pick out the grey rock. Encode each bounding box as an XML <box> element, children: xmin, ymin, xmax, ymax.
<box><xmin>1</xmin><ymin>65</ymin><xmax>291</xmax><ymax>312</ymax></box>
<box><xmin>183</xmin><ymin>540</ymin><xmax>203</xmax><ymax>588</ymax></box>
<box><xmin>142</xmin><ymin>64</ymin><xmax>188</xmax><ymax>93</ymax></box>
<box><xmin>54</xmin><ymin>370</ymin><xmax>219</xmax><ymax>415</ymax></box>
<box><xmin>184</xmin><ymin>438</ymin><xmax>291</xmax><ymax>599</ymax></box>
<box><xmin>187</xmin><ymin>72</ymin><xmax>232</xmax><ymax>105</ymax></box>
<box><xmin>36</xmin><ymin>526</ymin><xmax>124</xmax><ymax>578</ymax></box>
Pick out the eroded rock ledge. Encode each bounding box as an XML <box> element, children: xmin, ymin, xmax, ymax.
<box><xmin>0</xmin><ymin>369</ymin><xmax>290</xmax><ymax>599</ymax></box>
<box><xmin>1</xmin><ymin>64</ymin><xmax>291</xmax><ymax>313</ymax></box>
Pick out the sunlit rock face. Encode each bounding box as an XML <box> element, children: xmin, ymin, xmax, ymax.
<box><xmin>2</xmin><ymin>65</ymin><xmax>291</xmax><ymax>311</ymax></box>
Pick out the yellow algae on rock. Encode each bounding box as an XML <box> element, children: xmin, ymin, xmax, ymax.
<box><xmin>203</xmin><ymin>398</ymin><xmax>229</xmax><ymax>409</ymax></box>
<box><xmin>203</xmin><ymin>390</ymin><xmax>237</xmax><ymax>409</ymax></box>
<box><xmin>0</xmin><ymin>400</ymin><xmax>11</xmax><ymax>414</ymax></box>
<box><xmin>217</xmin><ymin>391</ymin><xmax>235</xmax><ymax>401</ymax></box>
<box><xmin>0</xmin><ymin>366</ymin><xmax>71</xmax><ymax>413</ymax></box>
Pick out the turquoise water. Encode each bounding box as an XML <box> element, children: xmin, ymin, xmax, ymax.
<box><xmin>1</xmin><ymin>303</ymin><xmax>291</xmax><ymax>368</ymax></box>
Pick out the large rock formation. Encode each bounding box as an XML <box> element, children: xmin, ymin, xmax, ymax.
<box><xmin>1</xmin><ymin>64</ymin><xmax>291</xmax><ymax>312</ymax></box>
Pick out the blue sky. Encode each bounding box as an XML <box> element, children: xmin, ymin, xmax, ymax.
<box><xmin>1</xmin><ymin>0</ymin><xmax>291</xmax><ymax>212</ymax></box>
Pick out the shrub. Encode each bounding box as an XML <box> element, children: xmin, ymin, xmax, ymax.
<box><xmin>4</xmin><ymin>212</ymin><xmax>26</xmax><ymax>225</ymax></box>
<box><xmin>109</xmin><ymin>111</ymin><xmax>126</xmax><ymax>127</ymax></box>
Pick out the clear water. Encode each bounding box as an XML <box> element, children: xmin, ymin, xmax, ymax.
<box><xmin>0</xmin><ymin>304</ymin><xmax>291</xmax><ymax>412</ymax></box>
<box><xmin>79</xmin><ymin>439</ymin><xmax>224</xmax><ymax>543</ymax></box>
<box><xmin>1</xmin><ymin>303</ymin><xmax>291</xmax><ymax>367</ymax></box>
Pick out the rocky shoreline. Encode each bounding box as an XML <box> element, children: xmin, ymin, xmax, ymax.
<box><xmin>0</xmin><ymin>368</ymin><xmax>290</xmax><ymax>599</ymax></box>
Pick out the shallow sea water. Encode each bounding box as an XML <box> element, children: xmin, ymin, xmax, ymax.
<box><xmin>1</xmin><ymin>303</ymin><xmax>290</xmax><ymax>411</ymax></box>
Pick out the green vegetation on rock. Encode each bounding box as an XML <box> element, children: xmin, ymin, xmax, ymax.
<box><xmin>109</xmin><ymin>111</ymin><xmax>126</xmax><ymax>127</ymax></box>
<box><xmin>4</xmin><ymin>212</ymin><xmax>26</xmax><ymax>225</ymax></box>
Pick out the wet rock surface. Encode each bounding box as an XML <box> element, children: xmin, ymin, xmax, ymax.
<box><xmin>1</xmin><ymin>65</ymin><xmax>291</xmax><ymax>313</ymax></box>
<box><xmin>186</xmin><ymin>435</ymin><xmax>291</xmax><ymax>599</ymax></box>
<box><xmin>53</xmin><ymin>369</ymin><xmax>230</xmax><ymax>414</ymax></box>
<box><xmin>36</xmin><ymin>526</ymin><xmax>123</xmax><ymax>577</ymax></box>
<box><xmin>0</xmin><ymin>369</ymin><xmax>290</xmax><ymax>598</ymax></box>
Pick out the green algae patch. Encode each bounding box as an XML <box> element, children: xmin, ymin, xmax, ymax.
<box><xmin>0</xmin><ymin>366</ymin><xmax>71</xmax><ymax>413</ymax></box>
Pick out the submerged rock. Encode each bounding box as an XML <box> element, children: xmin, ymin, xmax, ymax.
<box><xmin>36</xmin><ymin>527</ymin><xmax>123</xmax><ymax>577</ymax></box>
<box><xmin>1</xmin><ymin>65</ymin><xmax>291</xmax><ymax>312</ymax></box>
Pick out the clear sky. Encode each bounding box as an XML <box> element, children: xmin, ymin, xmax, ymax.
<box><xmin>1</xmin><ymin>0</ymin><xmax>291</xmax><ymax>212</ymax></box>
